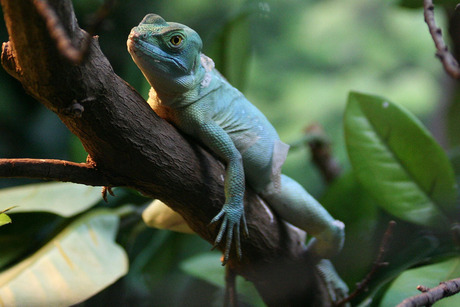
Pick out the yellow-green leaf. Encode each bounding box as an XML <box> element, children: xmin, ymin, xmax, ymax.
<box><xmin>0</xmin><ymin>209</ymin><xmax>128</xmax><ymax>306</ymax></box>
<box><xmin>0</xmin><ymin>214</ymin><xmax>11</xmax><ymax>227</ymax></box>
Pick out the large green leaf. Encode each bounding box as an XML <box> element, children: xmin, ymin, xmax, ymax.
<box><xmin>344</xmin><ymin>92</ymin><xmax>457</xmax><ymax>228</ymax></box>
<box><xmin>0</xmin><ymin>182</ymin><xmax>101</xmax><ymax>217</ymax></box>
<box><xmin>380</xmin><ymin>257</ymin><xmax>460</xmax><ymax>306</ymax></box>
<box><xmin>0</xmin><ymin>209</ymin><xmax>128</xmax><ymax>306</ymax></box>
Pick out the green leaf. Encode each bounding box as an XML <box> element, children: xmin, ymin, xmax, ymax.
<box><xmin>344</xmin><ymin>92</ymin><xmax>458</xmax><ymax>228</ymax></box>
<box><xmin>380</xmin><ymin>257</ymin><xmax>460</xmax><ymax>306</ymax></box>
<box><xmin>448</xmin><ymin>146</ymin><xmax>460</xmax><ymax>183</ymax></box>
<box><xmin>181</xmin><ymin>252</ymin><xmax>265</xmax><ymax>307</ymax></box>
<box><xmin>0</xmin><ymin>214</ymin><xmax>11</xmax><ymax>227</ymax></box>
<box><xmin>0</xmin><ymin>182</ymin><xmax>101</xmax><ymax>217</ymax></box>
<box><xmin>0</xmin><ymin>209</ymin><xmax>128</xmax><ymax>306</ymax></box>
<box><xmin>0</xmin><ymin>206</ymin><xmax>15</xmax><ymax>227</ymax></box>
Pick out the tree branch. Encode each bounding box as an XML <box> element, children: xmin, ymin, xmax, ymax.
<box><xmin>305</xmin><ymin>124</ymin><xmax>341</xmax><ymax>184</ymax></box>
<box><xmin>0</xmin><ymin>158</ymin><xmax>111</xmax><ymax>186</ymax></box>
<box><xmin>33</xmin><ymin>0</ymin><xmax>91</xmax><ymax>64</ymax></box>
<box><xmin>397</xmin><ymin>278</ymin><xmax>460</xmax><ymax>307</ymax></box>
<box><xmin>424</xmin><ymin>0</ymin><xmax>460</xmax><ymax>78</ymax></box>
<box><xmin>0</xmin><ymin>0</ymin><xmax>328</xmax><ymax>305</ymax></box>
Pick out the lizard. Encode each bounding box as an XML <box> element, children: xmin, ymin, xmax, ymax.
<box><xmin>127</xmin><ymin>13</ymin><xmax>346</xmax><ymax>278</ymax></box>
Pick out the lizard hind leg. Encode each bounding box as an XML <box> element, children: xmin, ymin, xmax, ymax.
<box><xmin>260</xmin><ymin>174</ymin><xmax>344</xmax><ymax>259</ymax></box>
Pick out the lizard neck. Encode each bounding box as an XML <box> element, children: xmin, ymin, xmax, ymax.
<box><xmin>148</xmin><ymin>54</ymin><xmax>219</xmax><ymax>109</ymax></box>
<box><xmin>149</xmin><ymin>85</ymin><xmax>199</xmax><ymax>109</ymax></box>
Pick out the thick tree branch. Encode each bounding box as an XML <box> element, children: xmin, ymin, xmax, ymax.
<box><xmin>0</xmin><ymin>158</ymin><xmax>112</xmax><ymax>186</ymax></box>
<box><xmin>397</xmin><ymin>278</ymin><xmax>460</xmax><ymax>307</ymax></box>
<box><xmin>0</xmin><ymin>0</ymin><xmax>328</xmax><ymax>305</ymax></box>
<box><xmin>424</xmin><ymin>0</ymin><xmax>460</xmax><ymax>78</ymax></box>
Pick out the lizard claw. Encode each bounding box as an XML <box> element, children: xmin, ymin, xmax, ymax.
<box><xmin>210</xmin><ymin>203</ymin><xmax>247</xmax><ymax>265</ymax></box>
<box><xmin>101</xmin><ymin>186</ymin><xmax>115</xmax><ymax>202</ymax></box>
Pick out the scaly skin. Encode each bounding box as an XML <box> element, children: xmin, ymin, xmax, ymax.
<box><xmin>127</xmin><ymin>14</ymin><xmax>345</xmax><ymax>268</ymax></box>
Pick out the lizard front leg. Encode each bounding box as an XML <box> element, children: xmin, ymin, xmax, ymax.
<box><xmin>181</xmin><ymin>109</ymin><xmax>248</xmax><ymax>264</ymax></box>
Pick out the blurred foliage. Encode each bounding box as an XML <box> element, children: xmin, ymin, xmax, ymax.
<box><xmin>1</xmin><ymin>0</ymin><xmax>460</xmax><ymax>306</ymax></box>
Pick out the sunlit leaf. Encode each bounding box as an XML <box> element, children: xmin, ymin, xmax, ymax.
<box><xmin>142</xmin><ymin>199</ymin><xmax>194</xmax><ymax>233</ymax></box>
<box><xmin>344</xmin><ymin>92</ymin><xmax>458</xmax><ymax>228</ymax></box>
<box><xmin>0</xmin><ymin>214</ymin><xmax>11</xmax><ymax>227</ymax></box>
<box><xmin>380</xmin><ymin>257</ymin><xmax>460</xmax><ymax>307</ymax></box>
<box><xmin>0</xmin><ymin>182</ymin><xmax>101</xmax><ymax>217</ymax></box>
<box><xmin>0</xmin><ymin>209</ymin><xmax>128</xmax><ymax>307</ymax></box>
<box><xmin>181</xmin><ymin>252</ymin><xmax>265</xmax><ymax>307</ymax></box>
<box><xmin>0</xmin><ymin>206</ymin><xmax>15</xmax><ymax>227</ymax></box>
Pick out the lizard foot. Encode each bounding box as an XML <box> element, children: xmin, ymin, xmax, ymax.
<box><xmin>101</xmin><ymin>186</ymin><xmax>115</xmax><ymax>202</ymax></box>
<box><xmin>316</xmin><ymin>259</ymin><xmax>349</xmax><ymax>304</ymax></box>
<box><xmin>210</xmin><ymin>203</ymin><xmax>248</xmax><ymax>265</ymax></box>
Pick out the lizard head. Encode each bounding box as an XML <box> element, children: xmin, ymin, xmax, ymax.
<box><xmin>127</xmin><ymin>14</ymin><xmax>205</xmax><ymax>94</ymax></box>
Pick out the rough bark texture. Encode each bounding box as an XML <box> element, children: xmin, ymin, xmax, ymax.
<box><xmin>0</xmin><ymin>0</ymin><xmax>329</xmax><ymax>305</ymax></box>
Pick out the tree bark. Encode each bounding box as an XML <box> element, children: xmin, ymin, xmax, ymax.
<box><xmin>0</xmin><ymin>0</ymin><xmax>329</xmax><ymax>305</ymax></box>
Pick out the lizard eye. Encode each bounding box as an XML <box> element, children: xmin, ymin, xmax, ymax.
<box><xmin>170</xmin><ymin>35</ymin><xmax>183</xmax><ymax>47</ymax></box>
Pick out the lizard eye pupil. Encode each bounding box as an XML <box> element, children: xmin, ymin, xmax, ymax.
<box><xmin>170</xmin><ymin>35</ymin><xmax>183</xmax><ymax>46</ymax></box>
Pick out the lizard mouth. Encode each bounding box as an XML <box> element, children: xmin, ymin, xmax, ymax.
<box><xmin>127</xmin><ymin>33</ymin><xmax>187</xmax><ymax>73</ymax></box>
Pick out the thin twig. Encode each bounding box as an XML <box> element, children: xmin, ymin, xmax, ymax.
<box><xmin>335</xmin><ymin>221</ymin><xmax>396</xmax><ymax>306</ymax></box>
<box><xmin>424</xmin><ymin>0</ymin><xmax>460</xmax><ymax>78</ymax></box>
<box><xmin>0</xmin><ymin>158</ymin><xmax>111</xmax><ymax>186</ymax></box>
<box><xmin>397</xmin><ymin>278</ymin><xmax>460</xmax><ymax>307</ymax></box>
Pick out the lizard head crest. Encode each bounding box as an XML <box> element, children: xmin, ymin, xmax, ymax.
<box><xmin>127</xmin><ymin>14</ymin><xmax>205</xmax><ymax>94</ymax></box>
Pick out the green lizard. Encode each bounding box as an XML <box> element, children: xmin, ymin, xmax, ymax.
<box><xmin>127</xmin><ymin>14</ymin><xmax>345</xmax><ymax>266</ymax></box>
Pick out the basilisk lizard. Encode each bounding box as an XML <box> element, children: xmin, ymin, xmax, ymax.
<box><xmin>127</xmin><ymin>14</ymin><xmax>345</xmax><ymax>268</ymax></box>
